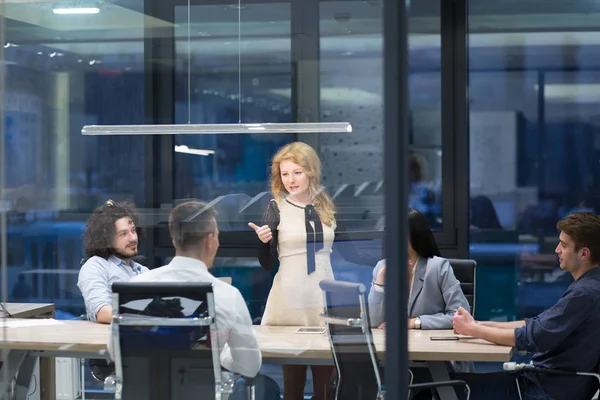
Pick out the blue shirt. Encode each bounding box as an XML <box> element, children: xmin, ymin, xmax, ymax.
<box><xmin>77</xmin><ymin>255</ymin><xmax>148</xmax><ymax>321</ymax></box>
<box><xmin>514</xmin><ymin>267</ymin><xmax>600</xmax><ymax>400</ymax></box>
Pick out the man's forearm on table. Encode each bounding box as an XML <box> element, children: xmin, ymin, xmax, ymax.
<box><xmin>478</xmin><ymin>320</ymin><xmax>525</xmax><ymax>329</ymax></box>
<box><xmin>471</xmin><ymin>324</ymin><xmax>516</xmax><ymax>347</ymax></box>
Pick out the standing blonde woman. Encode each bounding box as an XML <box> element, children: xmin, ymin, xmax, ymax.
<box><xmin>249</xmin><ymin>142</ymin><xmax>378</xmax><ymax>400</ymax></box>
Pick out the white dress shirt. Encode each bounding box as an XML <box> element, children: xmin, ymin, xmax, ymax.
<box><xmin>122</xmin><ymin>256</ymin><xmax>262</xmax><ymax>378</ymax></box>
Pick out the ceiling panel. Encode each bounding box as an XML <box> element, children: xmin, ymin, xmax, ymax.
<box><xmin>1</xmin><ymin>1</ymin><xmax>172</xmax><ymax>31</ymax></box>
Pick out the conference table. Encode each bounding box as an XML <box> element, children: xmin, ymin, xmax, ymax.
<box><xmin>3</xmin><ymin>303</ymin><xmax>55</xmax><ymax>319</ymax></box>
<box><xmin>0</xmin><ymin>303</ymin><xmax>56</xmax><ymax>400</ymax></box>
<box><xmin>0</xmin><ymin>319</ymin><xmax>513</xmax><ymax>400</ymax></box>
<box><xmin>255</xmin><ymin>325</ymin><xmax>513</xmax><ymax>400</ymax></box>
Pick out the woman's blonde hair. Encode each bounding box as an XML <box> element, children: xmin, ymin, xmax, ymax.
<box><xmin>269</xmin><ymin>142</ymin><xmax>336</xmax><ymax>226</ymax></box>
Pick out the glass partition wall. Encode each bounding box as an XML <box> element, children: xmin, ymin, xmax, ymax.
<box><xmin>467</xmin><ymin>0</ymin><xmax>600</xmax><ymax>324</ymax></box>
<box><xmin>0</xmin><ymin>1</ymin><xmax>150</xmax><ymax>395</ymax></box>
<box><xmin>0</xmin><ymin>0</ymin><xmax>593</xmax><ymax>396</ymax></box>
<box><xmin>0</xmin><ymin>0</ymin><xmax>393</xmax><ymax>398</ymax></box>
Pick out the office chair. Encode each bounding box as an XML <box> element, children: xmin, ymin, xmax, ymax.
<box><xmin>446</xmin><ymin>259</ymin><xmax>477</xmax><ymax>314</ymax></box>
<box><xmin>111</xmin><ymin>281</ymin><xmax>254</xmax><ymax>400</ymax></box>
<box><xmin>319</xmin><ymin>279</ymin><xmax>470</xmax><ymax>399</ymax></box>
<box><xmin>503</xmin><ymin>361</ymin><xmax>600</xmax><ymax>400</ymax></box>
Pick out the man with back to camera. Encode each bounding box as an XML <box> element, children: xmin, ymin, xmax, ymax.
<box><xmin>77</xmin><ymin>200</ymin><xmax>149</xmax><ymax>323</ymax></box>
<box><xmin>128</xmin><ymin>201</ymin><xmax>280</xmax><ymax>399</ymax></box>
<box><xmin>452</xmin><ymin>211</ymin><xmax>600</xmax><ymax>400</ymax></box>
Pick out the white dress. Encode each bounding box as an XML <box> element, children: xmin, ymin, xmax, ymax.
<box><xmin>261</xmin><ymin>199</ymin><xmax>336</xmax><ymax>326</ymax></box>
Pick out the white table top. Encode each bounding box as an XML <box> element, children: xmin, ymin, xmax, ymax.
<box><xmin>0</xmin><ymin>320</ymin><xmax>513</xmax><ymax>363</ymax></box>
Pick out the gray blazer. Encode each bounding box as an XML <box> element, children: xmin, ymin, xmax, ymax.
<box><xmin>368</xmin><ymin>256</ymin><xmax>470</xmax><ymax>329</ymax></box>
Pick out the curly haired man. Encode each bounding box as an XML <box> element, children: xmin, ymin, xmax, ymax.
<box><xmin>77</xmin><ymin>200</ymin><xmax>148</xmax><ymax>323</ymax></box>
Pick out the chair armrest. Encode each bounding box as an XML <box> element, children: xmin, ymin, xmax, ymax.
<box><xmin>409</xmin><ymin>380</ymin><xmax>470</xmax><ymax>399</ymax></box>
<box><xmin>522</xmin><ymin>366</ymin><xmax>576</xmax><ymax>376</ymax></box>
<box><xmin>319</xmin><ymin>313</ymin><xmax>362</xmax><ymax>327</ymax></box>
<box><xmin>521</xmin><ymin>367</ymin><xmax>600</xmax><ymax>400</ymax></box>
<box><xmin>408</xmin><ymin>380</ymin><xmax>468</xmax><ymax>391</ymax></box>
<box><xmin>224</xmin><ymin>373</ymin><xmax>255</xmax><ymax>387</ymax></box>
<box><xmin>522</xmin><ymin>366</ymin><xmax>600</xmax><ymax>385</ymax></box>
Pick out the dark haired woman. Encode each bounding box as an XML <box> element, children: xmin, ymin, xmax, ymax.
<box><xmin>368</xmin><ymin>208</ymin><xmax>469</xmax><ymax>330</ymax></box>
<box><xmin>470</xmin><ymin>195</ymin><xmax>503</xmax><ymax>230</ymax></box>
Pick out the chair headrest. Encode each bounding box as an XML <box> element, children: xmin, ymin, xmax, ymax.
<box><xmin>319</xmin><ymin>279</ymin><xmax>366</xmax><ymax>296</ymax></box>
<box><xmin>112</xmin><ymin>281</ymin><xmax>213</xmax><ymax>304</ymax></box>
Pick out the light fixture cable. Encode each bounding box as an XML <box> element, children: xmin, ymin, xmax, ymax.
<box><xmin>187</xmin><ymin>0</ymin><xmax>191</xmax><ymax>124</ymax></box>
<box><xmin>238</xmin><ymin>0</ymin><xmax>242</xmax><ymax>123</ymax></box>
<box><xmin>0</xmin><ymin>0</ymin><xmax>8</xmax><ymax>387</ymax></box>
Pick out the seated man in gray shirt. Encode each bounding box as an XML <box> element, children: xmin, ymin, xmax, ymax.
<box><xmin>77</xmin><ymin>200</ymin><xmax>149</xmax><ymax>323</ymax></box>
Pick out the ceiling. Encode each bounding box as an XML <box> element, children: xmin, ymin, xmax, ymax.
<box><xmin>1</xmin><ymin>0</ymin><xmax>600</xmax><ymax>117</ymax></box>
<box><xmin>2</xmin><ymin>0</ymin><xmax>600</xmax><ymax>70</ymax></box>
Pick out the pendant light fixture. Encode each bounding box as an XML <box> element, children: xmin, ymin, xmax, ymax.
<box><xmin>81</xmin><ymin>0</ymin><xmax>351</xmax><ymax>136</ymax></box>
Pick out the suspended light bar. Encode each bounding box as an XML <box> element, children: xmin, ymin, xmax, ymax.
<box><xmin>174</xmin><ymin>145</ymin><xmax>215</xmax><ymax>156</ymax></box>
<box><xmin>81</xmin><ymin>122</ymin><xmax>352</xmax><ymax>136</ymax></box>
<box><xmin>53</xmin><ymin>7</ymin><xmax>100</xmax><ymax>14</ymax></box>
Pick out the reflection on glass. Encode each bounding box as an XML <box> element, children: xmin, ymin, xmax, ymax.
<box><xmin>0</xmin><ymin>0</ymin><xmax>387</xmax><ymax>398</ymax></box>
<box><xmin>408</xmin><ymin>2</ymin><xmax>443</xmax><ymax>229</ymax></box>
<box><xmin>467</xmin><ymin>0</ymin><xmax>600</xmax><ymax>322</ymax></box>
<box><xmin>318</xmin><ymin>1</ymin><xmax>442</xmax><ymax>231</ymax></box>
<box><xmin>173</xmin><ymin>3</ymin><xmax>294</xmax><ymax>201</ymax></box>
<box><xmin>319</xmin><ymin>1</ymin><xmax>387</xmax><ymax>235</ymax></box>
<box><xmin>1</xmin><ymin>0</ymin><xmax>147</xmax><ymax>395</ymax></box>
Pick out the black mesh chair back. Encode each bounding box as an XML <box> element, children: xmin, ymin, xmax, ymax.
<box><xmin>111</xmin><ymin>282</ymin><xmax>221</xmax><ymax>400</ymax></box>
<box><xmin>446</xmin><ymin>258</ymin><xmax>477</xmax><ymax>313</ymax></box>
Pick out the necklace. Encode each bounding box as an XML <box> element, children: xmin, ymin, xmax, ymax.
<box><xmin>285</xmin><ymin>198</ymin><xmax>311</xmax><ymax>209</ymax></box>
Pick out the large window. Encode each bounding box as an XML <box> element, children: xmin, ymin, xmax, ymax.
<box><xmin>467</xmin><ymin>0</ymin><xmax>600</xmax><ymax>321</ymax></box>
<box><xmin>0</xmin><ymin>0</ymin><xmax>395</xmax><ymax>397</ymax></box>
<box><xmin>172</xmin><ymin>3</ymin><xmax>294</xmax><ymax>201</ymax></box>
<box><xmin>2</xmin><ymin>0</ymin><xmax>147</xmax><ymax>313</ymax></box>
<box><xmin>407</xmin><ymin>0</ymin><xmax>443</xmax><ymax>231</ymax></box>
<box><xmin>318</xmin><ymin>1</ymin><xmax>443</xmax><ymax>232</ymax></box>
<box><xmin>0</xmin><ymin>0</ymin><xmax>388</xmax><ymax>397</ymax></box>
<box><xmin>1</xmin><ymin>0</ymin><xmax>149</xmax><ymax>394</ymax></box>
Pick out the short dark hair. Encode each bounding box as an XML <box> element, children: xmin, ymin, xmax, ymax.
<box><xmin>169</xmin><ymin>201</ymin><xmax>217</xmax><ymax>252</ymax></box>
<box><xmin>408</xmin><ymin>207</ymin><xmax>441</xmax><ymax>259</ymax></box>
<box><xmin>84</xmin><ymin>200</ymin><xmax>143</xmax><ymax>259</ymax></box>
<box><xmin>557</xmin><ymin>212</ymin><xmax>600</xmax><ymax>265</ymax></box>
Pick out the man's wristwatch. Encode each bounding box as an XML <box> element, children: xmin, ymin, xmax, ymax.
<box><xmin>414</xmin><ymin>317</ymin><xmax>421</xmax><ymax>329</ymax></box>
